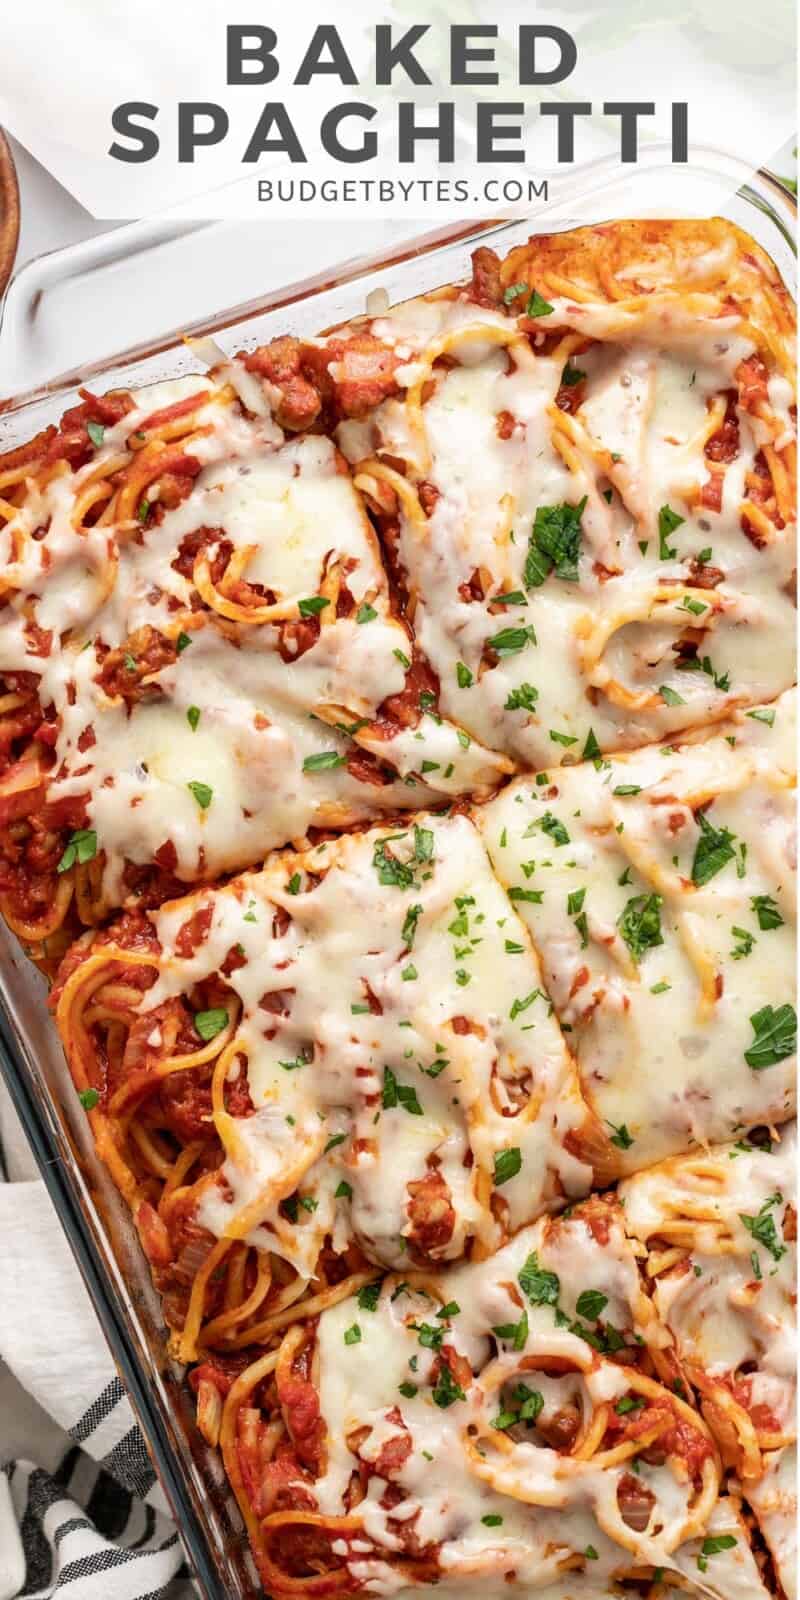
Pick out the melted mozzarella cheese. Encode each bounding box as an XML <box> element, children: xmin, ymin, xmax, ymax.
<box><xmin>1</xmin><ymin>401</ymin><xmax>506</xmax><ymax>903</ymax></box>
<box><xmin>144</xmin><ymin>813</ymin><xmax>592</xmax><ymax>1273</ymax></box>
<box><xmin>304</xmin><ymin>1208</ymin><xmax>710</xmax><ymax>1588</ymax></box>
<box><xmin>621</xmin><ymin>1131</ymin><xmax>796</xmax><ymax>1433</ymax></box>
<box><xmin>478</xmin><ymin>694</ymin><xmax>797</xmax><ymax>1168</ymax></box>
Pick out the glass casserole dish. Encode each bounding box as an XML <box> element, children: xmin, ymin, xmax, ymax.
<box><xmin>0</xmin><ymin>151</ymin><xmax>795</xmax><ymax>1600</ymax></box>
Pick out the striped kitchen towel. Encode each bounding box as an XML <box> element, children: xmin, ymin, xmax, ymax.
<box><xmin>0</xmin><ymin>1083</ymin><xmax>195</xmax><ymax>1600</ymax></box>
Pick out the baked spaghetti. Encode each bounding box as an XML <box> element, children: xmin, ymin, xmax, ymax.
<box><xmin>0</xmin><ymin>216</ymin><xmax>794</xmax><ymax>1598</ymax></box>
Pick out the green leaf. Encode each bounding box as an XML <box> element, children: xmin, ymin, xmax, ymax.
<box><xmin>176</xmin><ymin>631</ymin><xmax>192</xmax><ymax>653</ymax></box>
<box><xmin>287</xmin><ymin>873</ymin><xmax>301</xmax><ymax>895</ymax></box>
<box><xmin>57</xmin><ymin>828</ymin><xmax>98</xmax><ymax>874</ymax></box>
<box><xmin>335</xmin><ymin>1180</ymin><xmax>352</xmax><ymax>1200</ymax></box>
<box><xmin>692</xmin><ymin>810</ymin><xmax>737</xmax><ymax>886</ymax></box>
<box><xmin>504</xmin><ymin>682</ymin><xmax>538</xmax><ymax>711</ymax></box>
<box><xmin>186</xmin><ymin>705</ymin><xmax>201</xmax><ymax>731</ymax></box>
<box><xmin>567</xmin><ymin>888</ymin><xmax>586</xmax><ymax>915</ymax></box>
<box><xmin>357</xmin><ymin>1281</ymin><xmax>382</xmax><ymax>1312</ymax></box>
<box><xmin>508</xmin><ymin>886</ymin><xmax>544</xmax><ymax>904</ymax></box>
<box><xmin>494</xmin><ymin>1147</ymin><xmax>522</xmax><ymax>1187</ymax></box>
<box><xmin>402</xmin><ymin>902</ymin><xmax>422</xmax><ymax>949</ymax></box>
<box><xmin>187</xmin><ymin>780</ymin><xmax>213</xmax><ymax>809</ymax></box>
<box><xmin>87</xmin><ymin>421</ymin><xmax>105</xmax><ymax>448</ymax></box>
<box><xmin>525</xmin><ymin>498</ymin><xmax>586</xmax><ymax>587</ymax></box>
<box><xmin>549</xmin><ymin>729</ymin><xmax>578</xmax><ymax>747</ymax></box>
<box><xmin>731</xmin><ymin>926</ymin><xmax>755</xmax><ymax>960</ymax></box>
<box><xmin>393</xmin><ymin>648</ymin><xmax>411</xmax><ymax>670</ymax></box>
<box><xmin>356</xmin><ymin>602</ymin><xmax>377</xmax><ymax>624</ymax></box>
<box><xmin>751</xmin><ymin>894</ymin><xmax>784</xmax><ymax>931</ymax></box>
<box><xmin>526</xmin><ymin>289</ymin><xmax>554</xmax><ymax>317</ymax></box>
<box><xmin>659</xmin><ymin>684</ymin><xmax>686</xmax><ymax>706</ymax></box>
<box><xmin>575</xmin><ymin>1289</ymin><xmax>608</xmax><ymax>1320</ymax></box>
<box><xmin>482</xmin><ymin>1514</ymin><xmax>503</xmax><ymax>1527</ymax></box>
<box><xmin>78</xmin><ymin>1087</ymin><xmax>100</xmax><ymax>1111</ymax></box>
<box><xmin>618</xmin><ymin>893</ymin><xmax>663</xmax><ymax>961</ymax></box>
<box><xmin>487</xmin><ymin>625</ymin><xmax>537</xmax><ymax>657</ymax></box>
<box><xmin>194</xmin><ymin>1008</ymin><xmax>229</xmax><ymax>1041</ymax></box>
<box><xmin>658</xmin><ymin>503</ymin><xmax>685</xmax><ymax>559</ymax></box>
<box><xmin>739</xmin><ymin>1196</ymin><xmax>786</xmax><ymax>1262</ymax></box>
<box><xmin>431</xmin><ymin>1364</ymin><xmax>466</xmax><ymax>1408</ymax></box>
<box><xmin>503</xmin><ymin>282</ymin><xmax>528</xmax><ymax>305</ymax></box>
<box><xmin>613</xmin><ymin>785</ymin><xmax>641</xmax><ymax>796</ymax></box>
<box><xmin>344</xmin><ymin>1324</ymin><xmax>361</xmax><ymax>1345</ymax></box>
<box><xmin>747</xmin><ymin>707</ymin><xmax>776</xmax><ymax>726</ymax></box>
<box><xmin>298</xmin><ymin>596</ymin><xmax>330</xmax><ymax>617</ymax></box>
<box><xmin>382</xmin><ymin>1067</ymin><xmax>423</xmax><ymax>1115</ymax></box>
<box><xmin>323</xmin><ymin>1133</ymin><xmax>346</xmax><ymax>1155</ymax></box>
<box><xmin>414</xmin><ymin>824</ymin><xmax>434</xmax><ymax>863</ymax></box>
<box><xmin>436</xmin><ymin>1301</ymin><xmax>460</xmax><ymax>1320</ymax></box>
<box><xmin>561</xmin><ymin>363</ymin><xmax>586</xmax><ymax>387</ymax></box>
<box><xmin>518</xmin><ymin>1251</ymin><xmax>560</xmax><ymax>1306</ymax></box>
<box><xmin>303</xmin><ymin>751</ymin><xmax>345</xmax><ymax>773</ymax></box>
<box><xmin>536</xmin><ymin>811</ymin><xmax>570</xmax><ymax>847</ymax></box>
<box><xmin>607</xmin><ymin>1120</ymin><xmax>634</xmax><ymax>1150</ymax></box>
<box><xmin>372</xmin><ymin>837</ymin><xmax>414</xmax><ymax>889</ymax></box>
<box><xmin>492</xmin><ymin>1309</ymin><xmax>529</xmax><ymax>1350</ymax></box>
<box><xmin>456</xmin><ymin>661</ymin><xmax>473</xmax><ymax>688</ymax></box>
<box><xmin>582</xmin><ymin>728</ymin><xmax>601</xmax><ymax>761</ymax></box>
<box><xmin>494</xmin><ymin>590</ymin><xmax>527</xmax><ymax>606</ymax></box>
<box><xmin>744</xmin><ymin>1004</ymin><xmax>796</xmax><ymax>1070</ymax></box>
<box><xmin>398</xmin><ymin>1381</ymin><xmax>418</xmax><ymax>1398</ymax></box>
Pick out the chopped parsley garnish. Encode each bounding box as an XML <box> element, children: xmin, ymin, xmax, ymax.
<box><xmin>549</xmin><ymin>729</ymin><xmax>578</xmax><ymax>747</ymax></box>
<box><xmin>744</xmin><ymin>1004</ymin><xmax>796</xmax><ymax>1070</ymax></box>
<box><xmin>658</xmin><ymin>684</ymin><xmax>686</xmax><ymax>707</ymax></box>
<box><xmin>617</xmin><ymin>893</ymin><xmax>663</xmax><ymax>961</ymax></box>
<box><xmin>508</xmin><ymin>886</ymin><xmax>544</xmax><ymax>904</ymax></box>
<box><xmin>494</xmin><ymin>590</ymin><xmax>527</xmax><ymax>607</ymax></box>
<box><xmin>344</xmin><ymin>1324</ymin><xmax>362</xmax><ymax>1345</ymax></box>
<box><xmin>78</xmin><ymin>1087</ymin><xmax>100</xmax><ymax>1111</ymax></box>
<box><xmin>456</xmin><ymin>661</ymin><xmax>473</xmax><ymax>688</ymax></box>
<box><xmin>298</xmin><ymin>596</ymin><xmax>329</xmax><ymax>617</ymax></box>
<box><xmin>382</xmin><ymin>1067</ymin><xmax>423</xmax><ymax>1116</ymax></box>
<box><xmin>186</xmin><ymin>705</ymin><xmax>201</xmax><ymax>731</ymax></box>
<box><xmin>613</xmin><ymin>784</ymin><xmax>641</xmax><ymax>797</ymax></box>
<box><xmin>492</xmin><ymin>1310</ymin><xmax>529</xmax><ymax>1350</ymax></box>
<box><xmin>335</xmin><ymin>1180</ymin><xmax>353</xmax><ymax>1200</ymax></box>
<box><xmin>525</xmin><ymin>498</ymin><xmax>586</xmax><ymax>587</ymax></box>
<box><xmin>658</xmin><ymin>503</ymin><xmax>685</xmax><ymax>559</ymax></box>
<box><xmin>431</xmin><ymin>1364</ymin><xmax>467</xmax><ymax>1409</ymax></box>
<box><xmin>751</xmin><ymin>894</ymin><xmax>784</xmax><ymax>931</ymax></box>
<box><xmin>279</xmin><ymin>1051</ymin><xmax>310</xmax><ymax>1071</ymax></box>
<box><xmin>567</xmin><ymin>888</ymin><xmax>586</xmax><ymax>915</ymax></box>
<box><xmin>526</xmin><ymin>289</ymin><xmax>554</xmax><ymax>317</ymax></box>
<box><xmin>488</xmin><ymin>624</ymin><xmax>537</xmax><ymax>657</ymax></box>
<box><xmin>739</xmin><ymin>1194</ymin><xmax>786</xmax><ymax>1262</ymax></box>
<box><xmin>187</xmin><ymin>781</ymin><xmax>213</xmax><ymax>809</ymax></box>
<box><xmin>504</xmin><ymin>682</ymin><xmax>538</xmax><ymax>712</ymax></box>
<box><xmin>357</xmin><ymin>1281</ymin><xmax>382</xmax><ymax>1312</ymax></box>
<box><xmin>615</xmin><ymin>1395</ymin><xmax>646</xmax><ymax>1415</ymax></box>
<box><xmin>398</xmin><ymin>1381</ymin><xmax>418</xmax><ymax>1398</ymax></box>
<box><xmin>747</xmin><ymin>707</ymin><xmax>776</xmax><ymax>726</ymax></box>
<box><xmin>194</xmin><ymin>1008</ymin><xmax>229</xmax><ymax>1042</ymax></box>
<box><xmin>518</xmin><ymin>1251</ymin><xmax>560</xmax><ymax>1306</ymax></box>
<box><xmin>607</xmin><ymin>1120</ymin><xmax>634</xmax><ymax>1150</ymax></box>
<box><xmin>731</xmin><ymin>926</ymin><xmax>755</xmax><ymax>960</ymax></box>
<box><xmin>87</xmin><ymin>421</ymin><xmax>105</xmax><ymax>448</ymax></box>
<box><xmin>57</xmin><ymin>828</ymin><xmax>98</xmax><ymax>874</ymax></box>
<box><xmin>393</xmin><ymin>648</ymin><xmax>411</xmax><ymax>670</ymax></box>
<box><xmin>494</xmin><ymin>1147</ymin><xmax>522</xmax><ymax>1187</ymax></box>
<box><xmin>303</xmin><ymin>751</ymin><xmax>345</xmax><ymax>773</ymax></box>
<box><xmin>356</xmin><ymin>602</ymin><xmax>377</xmax><ymax>624</ymax></box>
<box><xmin>372</xmin><ymin>836</ymin><xmax>415</xmax><ymax>889</ymax></box>
<box><xmin>691</xmin><ymin>809</ymin><xmax>737</xmax><ymax>886</ymax></box>
<box><xmin>482</xmin><ymin>1514</ymin><xmax>503</xmax><ymax>1527</ymax></box>
<box><xmin>575</xmin><ymin>1289</ymin><xmax>608</xmax><ymax>1320</ymax></box>
<box><xmin>510</xmin><ymin>990</ymin><xmax>540</xmax><ymax>1020</ymax></box>
<box><xmin>561</xmin><ymin>363</ymin><xmax>586</xmax><ymax>387</ymax></box>
<box><xmin>582</xmin><ymin>728</ymin><xmax>601</xmax><ymax>762</ymax></box>
<box><xmin>535</xmin><ymin>811</ymin><xmax>570</xmax><ymax>846</ymax></box>
<box><xmin>176</xmin><ymin>631</ymin><xmax>192</xmax><ymax>653</ymax></box>
<box><xmin>323</xmin><ymin>1133</ymin><xmax>346</xmax><ymax>1155</ymax></box>
<box><xmin>402</xmin><ymin>903</ymin><xmax>422</xmax><ymax>949</ymax></box>
<box><xmin>503</xmin><ymin>282</ymin><xmax>527</xmax><ymax>305</ymax></box>
<box><xmin>287</xmin><ymin>873</ymin><xmax>301</xmax><ymax>895</ymax></box>
<box><xmin>697</xmin><ymin>1534</ymin><xmax>737</xmax><ymax>1572</ymax></box>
